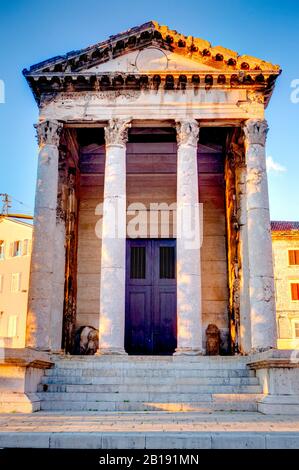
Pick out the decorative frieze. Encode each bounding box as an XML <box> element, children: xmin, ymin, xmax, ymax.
<box><xmin>247</xmin><ymin>90</ymin><xmax>264</xmax><ymax>104</ymax></box>
<box><xmin>228</xmin><ymin>141</ymin><xmax>246</xmax><ymax>171</ymax></box>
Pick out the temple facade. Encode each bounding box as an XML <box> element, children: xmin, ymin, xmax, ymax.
<box><xmin>4</xmin><ymin>22</ymin><xmax>299</xmax><ymax>415</ymax></box>
<box><xmin>23</xmin><ymin>21</ymin><xmax>280</xmax><ymax>357</ymax></box>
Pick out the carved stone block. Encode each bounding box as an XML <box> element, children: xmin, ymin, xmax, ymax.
<box><xmin>206</xmin><ymin>324</ymin><xmax>220</xmax><ymax>356</ymax></box>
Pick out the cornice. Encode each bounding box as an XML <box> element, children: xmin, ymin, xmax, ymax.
<box><xmin>25</xmin><ymin>70</ymin><xmax>278</xmax><ymax>107</ymax></box>
<box><xmin>23</xmin><ymin>21</ymin><xmax>281</xmax><ymax>106</ymax></box>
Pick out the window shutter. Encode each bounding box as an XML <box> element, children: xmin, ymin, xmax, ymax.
<box><xmin>23</xmin><ymin>239</ymin><xmax>28</xmax><ymax>256</ymax></box>
<box><xmin>11</xmin><ymin>273</ymin><xmax>21</xmax><ymax>293</ymax></box>
<box><xmin>289</xmin><ymin>250</ymin><xmax>299</xmax><ymax>265</ymax></box>
<box><xmin>0</xmin><ymin>241</ymin><xmax>4</xmax><ymax>259</ymax></box>
<box><xmin>9</xmin><ymin>243</ymin><xmax>14</xmax><ymax>257</ymax></box>
<box><xmin>7</xmin><ymin>315</ymin><xmax>18</xmax><ymax>338</ymax></box>
<box><xmin>289</xmin><ymin>250</ymin><xmax>295</xmax><ymax>265</ymax></box>
<box><xmin>291</xmin><ymin>283</ymin><xmax>299</xmax><ymax>301</ymax></box>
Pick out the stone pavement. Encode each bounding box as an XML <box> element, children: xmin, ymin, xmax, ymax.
<box><xmin>0</xmin><ymin>411</ymin><xmax>299</xmax><ymax>448</ymax></box>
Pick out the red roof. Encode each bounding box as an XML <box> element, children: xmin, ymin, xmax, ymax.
<box><xmin>271</xmin><ymin>221</ymin><xmax>299</xmax><ymax>231</ymax></box>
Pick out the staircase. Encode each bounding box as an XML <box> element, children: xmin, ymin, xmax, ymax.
<box><xmin>37</xmin><ymin>356</ymin><xmax>263</xmax><ymax>412</ymax></box>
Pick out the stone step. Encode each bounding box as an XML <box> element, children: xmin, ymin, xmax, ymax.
<box><xmin>39</xmin><ymin>395</ymin><xmax>261</xmax><ymax>412</ymax></box>
<box><xmin>50</xmin><ymin>360</ymin><xmax>249</xmax><ymax>371</ymax></box>
<box><xmin>37</xmin><ymin>386</ymin><xmax>262</xmax><ymax>401</ymax></box>
<box><xmin>45</xmin><ymin>367</ymin><xmax>255</xmax><ymax>378</ymax></box>
<box><xmin>38</xmin><ymin>383</ymin><xmax>261</xmax><ymax>394</ymax></box>
<box><xmin>41</xmin><ymin>375</ymin><xmax>259</xmax><ymax>386</ymax></box>
<box><xmin>51</xmin><ymin>355</ymin><xmax>249</xmax><ymax>363</ymax></box>
<box><xmin>38</xmin><ymin>357</ymin><xmax>261</xmax><ymax>413</ymax></box>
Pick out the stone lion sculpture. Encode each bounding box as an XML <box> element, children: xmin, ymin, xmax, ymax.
<box><xmin>74</xmin><ymin>326</ymin><xmax>99</xmax><ymax>355</ymax></box>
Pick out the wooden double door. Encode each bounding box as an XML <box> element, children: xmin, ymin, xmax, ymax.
<box><xmin>125</xmin><ymin>239</ymin><xmax>177</xmax><ymax>355</ymax></box>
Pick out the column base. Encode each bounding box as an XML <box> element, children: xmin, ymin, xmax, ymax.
<box><xmin>174</xmin><ymin>347</ymin><xmax>205</xmax><ymax>356</ymax></box>
<box><xmin>50</xmin><ymin>349</ymin><xmax>65</xmax><ymax>355</ymax></box>
<box><xmin>96</xmin><ymin>348</ymin><xmax>127</xmax><ymax>356</ymax></box>
<box><xmin>258</xmin><ymin>395</ymin><xmax>299</xmax><ymax>415</ymax></box>
<box><xmin>0</xmin><ymin>393</ymin><xmax>41</xmax><ymax>413</ymax></box>
<box><xmin>250</xmin><ymin>346</ymin><xmax>275</xmax><ymax>354</ymax></box>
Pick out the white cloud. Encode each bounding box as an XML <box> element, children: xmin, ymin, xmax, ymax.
<box><xmin>266</xmin><ymin>156</ymin><xmax>287</xmax><ymax>173</ymax></box>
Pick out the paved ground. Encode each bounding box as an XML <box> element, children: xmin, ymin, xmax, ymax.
<box><xmin>0</xmin><ymin>411</ymin><xmax>299</xmax><ymax>448</ymax></box>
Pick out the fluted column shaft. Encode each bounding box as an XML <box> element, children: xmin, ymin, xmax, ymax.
<box><xmin>175</xmin><ymin>120</ymin><xmax>203</xmax><ymax>355</ymax></box>
<box><xmin>26</xmin><ymin>120</ymin><xmax>63</xmax><ymax>350</ymax></box>
<box><xmin>98</xmin><ymin>119</ymin><xmax>130</xmax><ymax>354</ymax></box>
<box><xmin>243</xmin><ymin>118</ymin><xmax>277</xmax><ymax>351</ymax></box>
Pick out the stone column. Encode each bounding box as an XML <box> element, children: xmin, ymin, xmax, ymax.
<box><xmin>234</xmin><ymin>151</ymin><xmax>251</xmax><ymax>354</ymax></box>
<box><xmin>50</xmin><ymin>155</ymin><xmax>68</xmax><ymax>352</ymax></box>
<box><xmin>26</xmin><ymin>120</ymin><xmax>63</xmax><ymax>350</ymax></box>
<box><xmin>243</xmin><ymin>119</ymin><xmax>277</xmax><ymax>351</ymax></box>
<box><xmin>175</xmin><ymin>120</ymin><xmax>204</xmax><ymax>355</ymax></box>
<box><xmin>98</xmin><ymin>119</ymin><xmax>130</xmax><ymax>355</ymax></box>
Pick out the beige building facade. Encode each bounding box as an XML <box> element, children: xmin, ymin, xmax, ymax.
<box><xmin>272</xmin><ymin>221</ymin><xmax>299</xmax><ymax>350</ymax></box>
<box><xmin>0</xmin><ymin>218</ymin><xmax>32</xmax><ymax>348</ymax></box>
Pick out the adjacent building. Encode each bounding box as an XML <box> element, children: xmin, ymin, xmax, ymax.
<box><xmin>272</xmin><ymin>221</ymin><xmax>299</xmax><ymax>350</ymax></box>
<box><xmin>0</xmin><ymin>217</ymin><xmax>32</xmax><ymax>348</ymax></box>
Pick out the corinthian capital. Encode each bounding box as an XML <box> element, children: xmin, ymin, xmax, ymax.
<box><xmin>35</xmin><ymin>120</ymin><xmax>63</xmax><ymax>147</ymax></box>
<box><xmin>243</xmin><ymin>119</ymin><xmax>268</xmax><ymax>146</ymax></box>
<box><xmin>104</xmin><ymin>119</ymin><xmax>131</xmax><ymax>147</ymax></box>
<box><xmin>176</xmin><ymin>120</ymin><xmax>199</xmax><ymax>147</ymax></box>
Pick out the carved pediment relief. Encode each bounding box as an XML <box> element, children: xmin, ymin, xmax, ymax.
<box><xmin>86</xmin><ymin>47</ymin><xmax>220</xmax><ymax>73</ymax></box>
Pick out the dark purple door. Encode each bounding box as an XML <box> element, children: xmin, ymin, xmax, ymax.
<box><xmin>125</xmin><ymin>239</ymin><xmax>177</xmax><ymax>355</ymax></box>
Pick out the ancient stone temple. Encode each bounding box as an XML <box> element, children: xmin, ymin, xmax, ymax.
<box><xmin>1</xmin><ymin>21</ymin><xmax>299</xmax><ymax>415</ymax></box>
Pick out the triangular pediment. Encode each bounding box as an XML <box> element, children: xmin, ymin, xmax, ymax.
<box><xmin>86</xmin><ymin>47</ymin><xmax>222</xmax><ymax>74</ymax></box>
<box><xmin>24</xmin><ymin>20</ymin><xmax>280</xmax><ymax>76</ymax></box>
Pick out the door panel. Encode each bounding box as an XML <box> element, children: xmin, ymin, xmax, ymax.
<box><xmin>153</xmin><ymin>287</ymin><xmax>177</xmax><ymax>355</ymax></box>
<box><xmin>125</xmin><ymin>239</ymin><xmax>177</xmax><ymax>355</ymax></box>
<box><xmin>125</xmin><ymin>286</ymin><xmax>152</xmax><ymax>354</ymax></box>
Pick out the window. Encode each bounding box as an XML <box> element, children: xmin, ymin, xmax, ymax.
<box><xmin>22</xmin><ymin>239</ymin><xmax>30</xmax><ymax>256</ymax></box>
<box><xmin>11</xmin><ymin>273</ymin><xmax>21</xmax><ymax>293</ymax></box>
<box><xmin>291</xmin><ymin>283</ymin><xmax>299</xmax><ymax>301</ymax></box>
<box><xmin>0</xmin><ymin>241</ymin><xmax>4</xmax><ymax>260</ymax></box>
<box><xmin>160</xmin><ymin>246</ymin><xmax>175</xmax><ymax>279</ymax></box>
<box><xmin>130</xmin><ymin>246</ymin><xmax>146</xmax><ymax>279</ymax></box>
<box><xmin>7</xmin><ymin>315</ymin><xmax>18</xmax><ymax>338</ymax></box>
<box><xmin>0</xmin><ymin>274</ymin><xmax>3</xmax><ymax>293</ymax></box>
<box><xmin>289</xmin><ymin>250</ymin><xmax>299</xmax><ymax>265</ymax></box>
<box><xmin>9</xmin><ymin>241</ymin><xmax>22</xmax><ymax>257</ymax></box>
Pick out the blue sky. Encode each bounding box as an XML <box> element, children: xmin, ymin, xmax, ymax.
<box><xmin>0</xmin><ymin>0</ymin><xmax>298</xmax><ymax>219</ymax></box>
